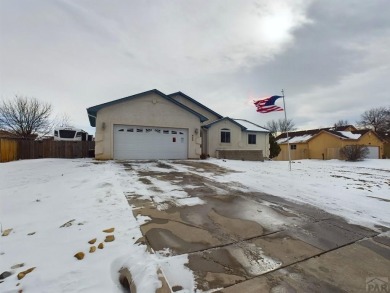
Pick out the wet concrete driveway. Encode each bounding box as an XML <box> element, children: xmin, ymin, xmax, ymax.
<box><xmin>122</xmin><ymin>160</ymin><xmax>390</xmax><ymax>292</ymax></box>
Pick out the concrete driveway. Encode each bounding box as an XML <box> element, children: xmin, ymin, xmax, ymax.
<box><xmin>121</xmin><ymin>160</ymin><xmax>390</xmax><ymax>292</ymax></box>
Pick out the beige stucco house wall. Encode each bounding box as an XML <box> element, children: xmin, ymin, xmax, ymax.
<box><xmin>204</xmin><ymin>118</ymin><xmax>270</xmax><ymax>158</ymax></box>
<box><xmin>92</xmin><ymin>91</ymin><xmax>203</xmax><ymax>160</ymax></box>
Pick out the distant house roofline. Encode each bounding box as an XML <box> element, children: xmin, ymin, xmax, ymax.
<box><xmin>275</xmin><ymin>126</ymin><xmax>380</xmax><ymax>144</ymax></box>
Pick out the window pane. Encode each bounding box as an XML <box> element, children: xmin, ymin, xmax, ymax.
<box><xmin>248</xmin><ymin>134</ymin><xmax>256</xmax><ymax>144</ymax></box>
<box><xmin>221</xmin><ymin>131</ymin><xmax>231</xmax><ymax>143</ymax></box>
<box><xmin>59</xmin><ymin>130</ymin><xmax>76</xmax><ymax>138</ymax></box>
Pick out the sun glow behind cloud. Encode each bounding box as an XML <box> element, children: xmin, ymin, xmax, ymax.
<box><xmin>261</xmin><ymin>9</ymin><xmax>295</xmax><ymax>44</ymax></box>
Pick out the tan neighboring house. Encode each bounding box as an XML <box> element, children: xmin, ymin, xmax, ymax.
<box><xmin>377</xmin><ymin>132</ymin><xmax>390</xmax><ymax>158</ymax></box>
<box><xmin>275</xmin><ymin>125</ymin><xmax>384</xmax><ymax>160</ymax></box>
<box><xmin>87</xmin><ymin>89</ymin><xmax>270</xmax><ymax>160</ymax></box>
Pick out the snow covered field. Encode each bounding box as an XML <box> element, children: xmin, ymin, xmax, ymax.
<box><xmin>0</xmin><ymin>158</ymin><xmax>389</xmax><ymax>292</ymax></box>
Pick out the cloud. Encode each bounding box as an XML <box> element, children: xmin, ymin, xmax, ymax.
<box><xmin>0</xmin><ymin>0</ymin><xmax>389</xmax><ymax>134</ymax></box>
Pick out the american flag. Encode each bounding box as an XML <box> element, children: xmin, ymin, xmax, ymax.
<box><xmin>254</xmin><ymin>96</ymin><xmax>284</xmax><ymax>113</ymax></box>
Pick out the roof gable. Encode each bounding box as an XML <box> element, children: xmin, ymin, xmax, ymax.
<box><xmin>353</xmin><ymin>129</ymin><xmax>384</xmax><ymax>142</ymax></box>
<box><xmin>233</xmin><ymin>119</ymin><xmax>269</xmax><ymax>133</ymax></box>
<box><xmin>332</xmin><ymin>125</ymin><xmax>357</xmax><ymax>131</ymax></box>
<box><xmin>86</xmin><ymin>89</ymin><xmax>208</xmax><ymax>127</ymax></box>
<box><xmin>202</xmin><ymin>117</ymin><xmax>246</xmax><ymax>130</ymax></box>
<box><xmin>168</xmin><ymin>92</ymin><xmax>223</xmax><ymax>119</ymax></box>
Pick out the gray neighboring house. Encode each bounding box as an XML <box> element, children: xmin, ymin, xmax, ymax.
<box><xmin>87</xmin><ymin>89</ymin><xmax>270</xmax><ymax>160</ymax></box>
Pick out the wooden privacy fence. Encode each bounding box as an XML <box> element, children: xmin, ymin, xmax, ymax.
<box><xmin>0</xmin><ymin>139</ymin><xmax>95</xmax><ymax>163</ymax></box>
<box><xmin>0</xmin><ymin>139</ymin><xmax>18</xmax><ymax>162</ymax></box>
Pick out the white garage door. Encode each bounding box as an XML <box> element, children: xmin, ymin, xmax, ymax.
<box><xmin>113</xmin><ymin>125</ymin><xmax>188</xmax><ymax>160</ymax></box>
<box><xmin>366</xmin><ymin>146</ymin><xmax>379</xmax><ymax>159</ymax></box>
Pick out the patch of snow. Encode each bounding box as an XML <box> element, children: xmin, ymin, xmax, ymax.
<box><xmin>175</xmin><ymin>197</ymin><xmax>205</xmax><ymax>207</ymax></box>
<box><xmin>277</xmin><ymin>134</ymin><xmax>312</xmax><ymax>144</ymax></box>
<box><xmin>233</xmin><ymin>119</ymin><xmax>268</xmax><ymax>132</ymax></box>
<box><xmin>338</xmin><ymin>131</ymin><xmax>361</xmax><ymax>139</ymax></box>
<box><xmin>227</xmin><ymin>244</ymin><xmax>282</xmax><ymax>276</ymax></box>
<box><xmin>158</xmin><ymin>254</ymin><xmax>195</xmax><ymax>293</ymax></box>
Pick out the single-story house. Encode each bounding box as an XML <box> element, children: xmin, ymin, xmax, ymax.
<box><xmin>275</xmin><ymin>125</ymin><xmax>384</xmax><ymax>160</ymax></box>
<box><xmin>87</xmin><ymin>89</ymin><xmax>269</xmax><ymax>160</ymax></box>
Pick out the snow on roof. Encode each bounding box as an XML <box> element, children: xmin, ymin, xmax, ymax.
<box><xmin>277</xmin><ymin>134</ymin><xmax>313</xmax><ymax>144</ymax></box>
<box><xmin>233</xmin><ymin>119</ymin><xmax>269</xmax><ymax>132</ymax></box>
<box><xmin>338</xmin><ymin>131</ymin><xmax>361</xmax><ymax>139</ymax></box>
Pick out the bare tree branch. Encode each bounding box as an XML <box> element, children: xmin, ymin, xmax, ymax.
<box><xmin>333</xmin><ymin>119</ymin><xmax>349</xmax><ymax>128</ymax></box>
<box><xmin>266</xmin><ymin>118</ymin><xmax>296</xmax><ymax>134</ymax></box>
<box><xmin>358</xmin><ymin>106</ymin><xmax>390</xmax><ymax>132</ymax></box>
<box><xmin>0</xmin><ymin>96</ymin><xmax>53</xmax><ymax>139</ymax></box>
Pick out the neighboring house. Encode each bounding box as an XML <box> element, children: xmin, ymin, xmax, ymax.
<box><xmin>87</xmin><ymin>89</ymin><xmax>269</xmax><ymax>160</ymax></box>
<box><xmin>0</xmin><ymin>130</ymin><xmax>19</xmax><ymax>139</ymax></box>
<box><xmin>377</xmin><ymin>132</ymin><xmax>390</xmax><ymax>158</ymax></box>
<box><xmin>275</xmin><ymin>125</ymin><xmax>384</xmax><ymax>160</ymax></box>
<box><xmin>0</xmin><ymin>130</ymin><xmax>38</xmax><ymax>140</ymax></box>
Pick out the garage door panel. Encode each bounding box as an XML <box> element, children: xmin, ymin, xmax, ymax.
<box><xmin>366</xmin><ymin>146</ymin><xmax>379</xmax><ymax>159</ymax></box>
<box><xmin>113</xmin><ymin>125</ymin><xmax>188</xmax><ymax>160</ymax></box>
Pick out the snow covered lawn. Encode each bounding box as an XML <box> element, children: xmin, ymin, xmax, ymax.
<box><xmin>0</xmin><ymin>158</ymin><xmax>389</xmax><ymax>293</ymax></box>
<box><xmin>207</xmin><ymin>158</ymin><xmax>390</xmax><ymax>230</ymax></box>
<box><xmin>0</xmin><ymin>159</ymin><xmax>165</xmax><ymax>293</ymax></box>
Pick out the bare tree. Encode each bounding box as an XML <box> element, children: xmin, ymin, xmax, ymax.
<box><xmin>265</xmin><ymin>120</ymin><xmax>279</xmax><ymax>134</ymax></box>
<box><xmin>54</xmin><ymin>112</ymin><xmax>73</xmax><ymax>128</ymax></box>
<box><xmin>358</xmin><ymin>106</ymin><xmax>390</xmax><ymax>132</ymax></box>
<box><xmin>0</xmin><ymin>96</ymin><xmax>53</xmax><ymax>139</ymax></box>
<box><xmin>266</xmin><ymin>118</ymin><xmax>296</xmax><ymax>134</ymax></box>
<box><xmin>333</xmin><ymin>119</ymin><xmax>349</xmax><ymax>128</ymax></box>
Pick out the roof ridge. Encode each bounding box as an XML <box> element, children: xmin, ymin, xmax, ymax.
<box><xmin>168</xmin><ymin>92</ymin><xmax>224</xmax><ymax>119</ymax></box>
<box><xmin>87</xmin><ymin>89</ymin><xmax>209</xmax><ymax>127</ymax></box>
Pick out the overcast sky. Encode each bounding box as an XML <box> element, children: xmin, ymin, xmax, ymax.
<box><xmin>1</xmin><ymin>0</ymin><xmax>389</xmax><ymax>134</ymax></box>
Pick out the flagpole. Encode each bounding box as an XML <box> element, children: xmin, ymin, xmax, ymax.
<box><xmin>281</xmin><ymin>89</ymin><xmax>291</xmax><ymax>171</ymax></box>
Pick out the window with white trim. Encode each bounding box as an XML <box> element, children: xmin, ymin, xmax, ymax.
<box><xmin>221</xmin><ymin>128</ymin><xmax>231</xmax><ymax>143</ymax></box>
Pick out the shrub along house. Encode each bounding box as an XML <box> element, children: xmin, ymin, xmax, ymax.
<box><xmin>87</xmin><ymin>89</ymin><xmax>269</xmax><ymax>161</ymax></box>
<box><xmin>275</xmin><ymin>125</ymin><xmax>384</xmax><ymax>160</ymax></box>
